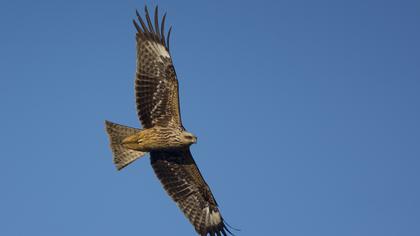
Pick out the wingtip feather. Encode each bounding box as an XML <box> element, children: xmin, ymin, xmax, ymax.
<box><xmin>160</xmin><ymin>12</ymin><xmax>167</xmax><ymax>45</ymax></box>
<box><xmin>167</xmin><ymin>26</ymin><xmax>172</xmax><ymax>50</ymax></box>
<box><xmin>154</xmin><ymin>6</ymin><xmax>161</xmax><ymax>39</ymax></box>
<box><xmin>134</xmin><ymin>5</ymin><xmax>172</xmax><ymax>51</ymax></box>
<box><xmin>144</xmin><ymin>5</ymin><xmax>155</xmax><ymax>35</ymax></box>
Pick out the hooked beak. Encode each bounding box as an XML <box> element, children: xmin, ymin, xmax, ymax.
<box><xmin>193</xmin><ymin>137</ymin><xmax>197</xmax><ymax>144</ymax></box>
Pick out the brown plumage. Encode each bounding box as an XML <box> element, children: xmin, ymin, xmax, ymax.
<box><xmin>104</xmin><ymin>6</ymin><xmax>233</xmax><ymax>236</ymax></box>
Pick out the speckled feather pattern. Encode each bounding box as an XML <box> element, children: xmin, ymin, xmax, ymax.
<box><xmin>131</xmin><ymin>6</ymin><xmax>232</xmax><ymax>236</ymax></box>
<box><xmin>150</xmin><ymin>149</ymin><xmax>231</xmax><ymax>236</ymax></box>
<box><xmin>105</xmin><ymin>121</ymin><xmax>145</xmax><ymax>170</ymax></box>
<box><xmin>134</xmin><ymin>7</ymin><xmax>181</xmax><ymax>129</ymax></box>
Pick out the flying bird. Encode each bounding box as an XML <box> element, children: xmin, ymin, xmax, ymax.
<box><xmin>105</xmin><ymin>6</ymin><xmax>233</xmax><ymax>236</ymax></box>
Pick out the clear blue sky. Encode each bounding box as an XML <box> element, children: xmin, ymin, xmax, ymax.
<box><xmin>1</xmin><ymin>0</ymin><xmax>419</xmax><ymax>235</ymax></box>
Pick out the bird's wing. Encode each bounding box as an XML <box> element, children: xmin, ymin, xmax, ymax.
<box><xmin>133</xmin><ymin>7</ymin><xmax>182</xmax><ymax>129</ymax></box>
<box><xmin>150</xmin><ymin>149</ymin><xmax>232</xmax><ymax>236</ymax></box>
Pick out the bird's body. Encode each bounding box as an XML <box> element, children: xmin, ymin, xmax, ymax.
<box><xmin>104</xmin><ymin>6</ymin><xmax>232</xmax><ymax>236</ymax></box>
<box><xmin>121</xmin><ymin>126</ymin><xmax>196</xmax><ymax>152</ymax></box>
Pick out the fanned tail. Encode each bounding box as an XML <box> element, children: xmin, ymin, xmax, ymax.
<box><xmin>105</xmin><ymin>120</ymin><xmax>145</xmax><ymax>170</ymax></box>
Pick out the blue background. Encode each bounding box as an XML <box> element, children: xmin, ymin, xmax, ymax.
<box><xmin>1</xmin><ymin>0</ymin><xmax>419</xmax><ymax>235</ymax></box>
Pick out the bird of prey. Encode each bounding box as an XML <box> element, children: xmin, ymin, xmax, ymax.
<box><xmin>105</xmin><ymin>6</ymin><xmax>233</xmax><ymax>236</ymax></box>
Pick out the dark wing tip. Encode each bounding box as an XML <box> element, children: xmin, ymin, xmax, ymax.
<box><xmin>133</xmin><ymin>5</ymin><xmax>171</xmax><ymax>51</ymax></box>
<box><xmin>167</xmin><ymin>25</ymin><xmax>172</xmax><ymax>51</ymax></box>
<box><xmin>154</xmin><ymin>6</ymin><xmax>161</xmax><ymax>39</ymax></box>
<box><xmin>144</xmin><ymin>5</ymin><xmax>155</xmax><ymax>35</ymax></box>
<box><xmin>223</xmin><ymin>219</ymin><xmax>240</xmax><ymax>235</ymax></box>
<box><xmin>201</xmin><ymin>218</ymin><xmax>237</xmax><ymax>236</ymax></box>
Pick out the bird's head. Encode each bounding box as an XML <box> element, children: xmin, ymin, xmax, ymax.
<box><xmin>181</xmin><ymin>131</ymin><xmax>197</xmax><ymax>145</ymax></box>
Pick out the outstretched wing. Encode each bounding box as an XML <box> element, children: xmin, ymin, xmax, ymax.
<box><xmin>150</xmin><ymin>149</ymin><xmax>232</xmax><ymax>236</ymax></box>
<box><xmin>133</xmin><ymin>6</ymin><xmax>182</xmax><ymax>129</ymax></box>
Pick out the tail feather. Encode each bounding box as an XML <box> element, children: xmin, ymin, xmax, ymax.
<box><xmin>105</xmin><ymin>120</ymin><xmax>145</xmax><ymax>170</ymax></box>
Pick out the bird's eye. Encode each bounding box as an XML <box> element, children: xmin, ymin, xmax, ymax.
<box><xmin>186</xmin><ymin>136</ymin><xmax>192</xmax><ymax>140</ymax></box>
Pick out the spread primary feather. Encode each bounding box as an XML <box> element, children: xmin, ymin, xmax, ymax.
<box><xmin>105</xmin><ymin>6</ymin><xmax>232</xmax><ymax>236</ymax></box>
